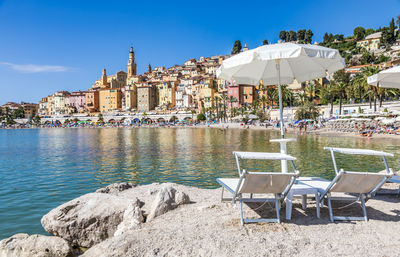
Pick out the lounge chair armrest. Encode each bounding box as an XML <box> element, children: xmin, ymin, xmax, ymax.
<box><xmin>281</xmin><ymin>172</ymin><xmax>299</xmax><ymax>199</ymax></box>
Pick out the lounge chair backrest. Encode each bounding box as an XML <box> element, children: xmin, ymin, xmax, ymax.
<box><xmin>330</xmin><ymin>171</ymin><xmax>389</xmax><ymax>194</ymax></box>
<box><xmin>238</xmin><ymin>172</ymin><xmax>296</xmax><ymax>194</ymax></box>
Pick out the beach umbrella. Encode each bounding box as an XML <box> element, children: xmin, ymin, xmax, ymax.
<box><xmin>368</xmin><ymin>65</ymin><xmax>400</xmax><ymax>88</ymax></box>
<box><xmin>216</xmin><ymin>43</ymin><xmax>345</xmax><ymax>138</ymax></box>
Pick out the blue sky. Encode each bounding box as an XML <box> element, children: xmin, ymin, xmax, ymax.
<box><xmin>0</xmin><ymin>0</ymin><xmax>400</xmax><ymax>104</ymax></box>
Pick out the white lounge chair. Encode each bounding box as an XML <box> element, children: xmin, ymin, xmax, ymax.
<box><xmin>318</xmin><ymin>147</ymin><xmax>393</xmax><ymax>222</ymax></box>
<box><xmin>217</xmin><ymin>152</ymin><xmax>299</xmax><ymax>224</ymax></box>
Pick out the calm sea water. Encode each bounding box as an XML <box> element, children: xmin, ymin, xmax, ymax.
<box><xmin>1</xmin><ymin>128</ymin><xmax>400</xmax><ymax>239</ymax></box>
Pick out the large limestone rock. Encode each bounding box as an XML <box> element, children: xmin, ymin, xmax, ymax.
<box><xmin>41</xmin><ymin>192</ymin><xmax>142</xmax><ymax>248</ymax></box>
<box><xmin>0</xmin><ymin>233</ymin><xmax>73</xmax><ymax>257</ymax></box>
<box><xmin>147</xmin><ymin>184</ymin><xmax>190</xmax><ymax>221</ymax></box>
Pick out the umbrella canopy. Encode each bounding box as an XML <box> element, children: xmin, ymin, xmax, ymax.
<box><xmin>367</xmin><ymin>65</ymin><xmax>400</xmax><ymax>88</ymax></box>
<box><xmin>216</xmin><ymin>43</ymin><xmax>345</xmax><ymax>137</ymax></box>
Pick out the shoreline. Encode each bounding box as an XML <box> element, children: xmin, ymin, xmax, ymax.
<box><xmin>3</xmin><ymin>123</ymin><xmax>400</xmax><ymax>141</ymax></box>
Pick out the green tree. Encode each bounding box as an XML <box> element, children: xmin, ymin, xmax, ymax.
<box><xmin>389</xmin><ymin>18</ymin><xmax>396</xmax><ymax>43</ymax></box>
<box><xmin>262</xmin><ymin>39</ymin><xmax>268</xmax><ymax>45</ymax></box>
<box><xmin>353</xmin><ymin>27</ymin><xmax>366</xmax><ymax>41</ymax></box>
<box><xmin>197</xmin><ymin>113</ymin><xmax>206</xmax><ymax>121</ymax></box>
<box><xmin>319</xmin><ymin>82</ymin><xmax>337</xmax><ymax>116</ymax></box>
<box><xmin>333</xmin><ymin>81</ymin><xmax>349</xmax><ymax>115</ymax></box>
<box><xmin>279</xmin><ymin>30</ymin><xmax>287</xmax><ymax>42</ymax></box>
<box><xmin>297</xmin><ymin>29</ymin><xmax>306</xmax><ymax>41</ymax></box>
<box><xmin>228</xmin><ymin>96</ymin><xmax>237</xmax><ymax>120</ymax></box>
<box><xmin>295</xmin><ymin>101</ymin><xmax>320</xmax><ymax>120</ymax></box>
<box><xmin>361</xmin><ymin>66</ymin><xmax>380</xmax><ymax>111</ymax></box>
<box><xmin>98</xmin><ymin>113</ymin><xmax>104</xmax><ymax>122</ymax></box>
<box><xmin>305</xmin><ymin>30</ymin><xmax>313</xmax><ymax>44</ymax></box>
<box><xmin>220</xmin><ymin>93</ymin><xmax>228</xmax><ymax>122</ymax></box>
<box><xmin>333</xmin><ymin>69</ymin><xmax>351</xmax><ymax>85</ymax></box>
<box><xmin>397</xmin><ymin>15</ymin><xmax>400</xmax><ymax>31</ymax></box>
<box><xmin>13</xmin><ymin>106</ymin><xmax>25</xmax><ymax>119</ymax></box>
<box><xmin>213</xmin><ymin>96</ymin><xmax>220</xmax><ymax>122</ymax></box>
<box><xmin>33</xmin><ymin>115</ymin><xmax>41</xmax><ymax>125</ymax></box>
<box><xmin>323</xmin><ymin>33</ymin><xmax>334</xmax><ymax>44</ymax></box>
<box><xmin>231</xmin><ymin>40</ymin><xmax>242</xmax><ymax>55</ymax></box>
<box><xmin>288</xmin><ymin>30</ymin><xmax>297</xmax><ymax>42</ymax></box>
<box><xmin>365</xmin><ymin>28</ymin><xmax>375</xmax><ymax>36</ymax></box>
<box><xmin>334</xmin><ymin>34</ymin><xmax>344</xmax><ymax>41</ymax></box>
<box><xmin>260</xmin><ymin>95</ymin><xmax>267</xmax><ymax>111</ymax></box>
<box><xmin>350</xmin><ymin>73</ymin><xmax>365</xmax><ymax>103</ymax></box>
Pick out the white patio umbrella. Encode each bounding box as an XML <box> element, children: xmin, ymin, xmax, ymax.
<box><xmin>216</xmin><ymin>43</ymin><xmax>345</xmax><ymax>138</ymax></box>
<box><xmin>368</xmin><ymin>65</ymin><xmax>400</xmax><ymax>88</ymax></box>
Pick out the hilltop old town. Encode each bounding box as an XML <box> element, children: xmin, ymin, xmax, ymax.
<box><xmin>2</xmin><ymin>17</ymin><xmax>400</xmax><ymax>124</ymax></box>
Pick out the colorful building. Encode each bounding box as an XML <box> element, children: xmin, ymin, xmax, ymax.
<box><xmin>21</xmin><ymin>102</ymin><xmax>39</xmax><ymax>119</ymax></box>
<box><xmin>124</xmin><ymin>85</ymin><xmax>137</xmax><ymax>111</ymax></box>
<box><xmin>85</xmin><ymin>91</ymin><xmax>100</xmax><ymax>113</ymax></box>
<box><xmin>157</xmin><ymin>82</ymin><xmax>176</xmax><ymax>109</ymax></box>
<box><xmin>357</xmin><ymin>32</ymin><xmax>382</xmax><ymax>51</ymax></box>
<box><xmin>47</xmin><ymin>91</ymin><xmax>71</xmax><ymax>115</ymax></box>
<box><xmin>137</xmin><ymin>84</ymin><xmax>157</xmax><ymax>112</ymax></box>
<box><xmin>38</xmin><ymin>97</ymin><xmax>48</xmax><ymax>116</ymax></box>
<box><xmin>68</xmin><ymin>91</ymin><xmax>87</xmax><ymax>113</ymax></box>
<box><xmin>99</xmin><ymin>89</ymin><xmax>122</xmax><ymax>113</ymax></box>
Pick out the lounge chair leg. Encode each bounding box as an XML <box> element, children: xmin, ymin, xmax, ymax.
<box><xmin>360</xmin><ymin>194</ymin><xmax>368</xmax><ymax>222</ymax></box>
<box><xmin>327</xmin><ymin>194</ymin><xmax>334</xmax><ymax>222</ymax></box>
<box><xmin>301</xmin><ymin>194</ymin><xmax>307</xmax><ymax>210</ymax></box>
<box><xmin>315</xmin><ymin>192</ymin><xmax>320</xmax><ymax>219</ymax></box>
<box><xmin>275</xmin><ymin>199</ymin><xmax>281</xmax><ymax>223</ymax></box>
<box><xmin>240</xmin><ymin>200</ymin><xmax>244</xmax><ymax>225</ymax></box>
<box><xmin>286</xmin><ymin>191</ymin><xmax>293</xmax><ymax>220</ymax></box>
<box><xmin>221</xmin><ymin>187</ymin><xmax>224</xmax><ymax>202</ymax></box>
<box><xmin>250</xmin><ymin>193</ymin><xmax>253</xmax><ymax>199</ymax></box>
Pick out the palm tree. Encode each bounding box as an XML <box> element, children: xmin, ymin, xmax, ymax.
<box><xmin>350</xmin><ymin>73</ymin><xmax>364</xmax><ymax>103</ymax></box>
<box><xmin>272</xmin><ymin>85</ymin><xmax>292</xmax><ymax>108</ymax></box>
<box><xmin>304</xmin><ymin>82</ymin><xmax>318</xmax><ymax>102</ymax></box>
<box><xmin>319</xmin><ymin>82</ymin><xmax>337</xmax><ymax>116</ymax></box>
<box><xmin>296</xmin><ymin>92</ymin><xmax>308</xmax><ymax>106</ymax></box>
<box><xmin>228</xmin><ymin>95</ymin><xmax>236</xmax><ymax>120</ymax></box>
<box><xmin>333</xmin><ymin>80</ymin><xmax>348</xmax><ymax>115</ymax></box>
<box><xmin>213</xmin><ymin>96</ymin><xmax>220</xmax><ymax>122</ymax></box>
<box><xmin>360</xmin><ymin>66</ymin><xmax>380</xmax><ymax>111</ymax></box>
<box><xmin>260</xmin><ymin>95</ymin><xmax>267</xmax><ymax>112</ymax></box>
<box><xmin>220</xmin><ymin>93</ymin><xmax>228</xmax><ymax>122</ymax></box>
<box><xmin>266</xmin><ymin>86</ymin><xmax>276</xmax><ymax>109</ymax></box>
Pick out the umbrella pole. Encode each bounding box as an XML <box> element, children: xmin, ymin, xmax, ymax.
<box><xmin>276</xmin><ymin>59</ymin><xmax>288</xmax><ymax>173</ymax></box>
<box><xmin>276</xmin><ymin>59</ymin><xmax>284</xmax><ymax>138</ymax></box>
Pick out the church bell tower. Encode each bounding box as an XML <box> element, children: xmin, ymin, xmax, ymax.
<box><xmin>128</xmin><ymin>46</ymin><xmax>137</xmax><ymax>77</ymax></box>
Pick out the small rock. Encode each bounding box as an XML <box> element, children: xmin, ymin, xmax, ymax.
<box><xmin>114</xmin><ymin>198</ymin><xmax>145</xmax><ymax>236</ymax></box>
<box><xmin>175</xmin><ymin>190</ymin><xmax>191</xmax><ymax>205</ymax></box>
<box><xmin>147</xmin><ymin>185</ymin><xmax>190</xmax><ymax>221</ymax></box>
<box><xmin>96</xmin><ymin>182</ymin><xmax>135</xmax><ymax>194</ymax></box>
<box><xmin>0</xmin><ymin>233</ymin><xmax>73</xmax><ymax>257</ymax></box>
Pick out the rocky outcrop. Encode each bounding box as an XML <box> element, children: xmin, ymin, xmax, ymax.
<box><xmin>96</xmin><ymin>182</ymin><xmax>135</xmax><ymax>194</ymax></box>
<box><xmin>147</xmin><ymin>184</ymin><xmax>190</xmax><ymax>221</ymax></box>
<box><xmin>0</xmin><ymin>233</ymin><xmax>73</xmax><ymax>257</ymax></box>
<box><xmin>114</xmin><ymin>200</ymin><xmax>145</xmax><ymax>237</ymax></box>
<box><xmin>41</xmin><ymin>192</ymin><xmax>142</xmax><ymax>248</ymax></box>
